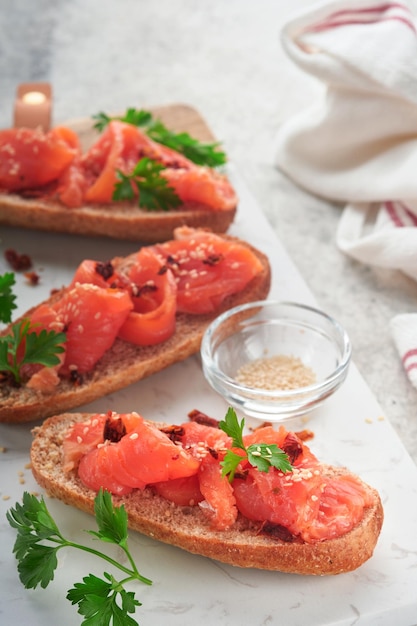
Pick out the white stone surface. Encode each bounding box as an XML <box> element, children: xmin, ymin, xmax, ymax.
<box><xmin>1</xmin><ymin>1</ymin><xmax>417</xmax><ymax>624</ymax></box>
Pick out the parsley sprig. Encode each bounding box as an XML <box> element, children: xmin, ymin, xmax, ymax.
<box><xmin>219</xmin><ymin>408</ymin><xmax>293</xmax><ymax>481</ymax></box>
<box><xmin>7</xmin><ymin>490</ymin><xmax>152</xmax><ymax>626</ymax></box>
<box><xmin>93</xmin><ymin>108</ymin><xmax>227</xmax><ymax>167</ymax></box>
<box><xmin>0</xmin><ymin>272</ymin><xmax>17</xmax><ymax>324</ymax></box>
<box><xmin>0</xmin><ymin>318</ymin><xmax>66</xmax><ymax>384</ymax></box>
<box><xmin>113</xmin><ymin>157</ymin><xmax>181</xmax><ymax>211</ymax></box>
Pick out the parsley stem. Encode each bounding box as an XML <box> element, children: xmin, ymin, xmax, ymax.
<box><xmin>59</xmin><ymin>540</ymin><xmax>153</xmax><ymax>585</ymax></box>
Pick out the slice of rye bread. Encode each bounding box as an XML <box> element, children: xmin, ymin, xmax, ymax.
<box><xmin>0</xmin><ymin>104</ymin><xmax>236</xmax><ymax>242</ymax></box>
<box><xmin>30</xmin><ymin>412</ymin><xmax>384</xmax><ymax>576</ymax></box>
<box><xmin>0</xmin><ymin>234</ymin><xmax>271</xmax><ymax>423</ymax></box>
<box><xmin>0</xmin><ymin>194</ymin><xmax>236</xmax><ymax>243</ymax></box>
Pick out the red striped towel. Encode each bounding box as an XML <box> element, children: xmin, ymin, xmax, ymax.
<box><xmin>275</xmin><ymin>0</ymin><xmax>417</xmax><ymax>387</ymax></box>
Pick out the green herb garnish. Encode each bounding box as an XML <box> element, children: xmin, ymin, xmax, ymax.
<box><xmin>93</xmin><ymin>108</ymin><xmax>227</xmax><ymax>167</ymax></box>
<box><xmin>219</xmin><ymin>407</ymin><xmax>293</xmax><ymax>481</ymax></box>
<box><xmin>7</xmin><ymin>489</ymin><xmax>152</xmax><ymax>625</ymax></box>
<box><xmin>0</xmin><ymin>318</ymin><xmax>66</xmax><ymax>384</ymax></box>
<box><xmin>113</xmin><ymin>157</ymin><xmax>181</xmax><ymax>211</ymax></box>
<box><xmin>92</xmin><ymin>108</ymin><xmax>153</xmax><ymax>133</ymax></box>
<box><xmin>0</xmin><ymin>272</ymin><xmax>17</xmax><ymax>324</ymax></box>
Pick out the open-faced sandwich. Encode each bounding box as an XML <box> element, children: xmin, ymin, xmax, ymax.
<box><xmin>0</xmin><ymin>226</ymin><xmax>270</xmax><ymax>423</ymax></box>
<box><xmin>30</xmin><ymin>406</ymin><xmax>384</xmax><ymax>576</ymax></box>
<box><xmin>0</xmin><ymin>105</ymin><xmax>237</xmax><ymax>241</ymax></box>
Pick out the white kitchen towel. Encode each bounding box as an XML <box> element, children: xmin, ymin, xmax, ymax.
<box><xmin>274</xmin><ymin>0</ymin><xmax>417</xmax><ymax>387</ymax></box>
<box><xmin>390</xmin><ymin>314</ymin><xmax>417</xmax><ymax>387</ymax></box>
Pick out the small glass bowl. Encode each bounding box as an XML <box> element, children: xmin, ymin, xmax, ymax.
<box><xmin>200</xmin><ymin>300</ymin><xmax>352</xmax><ymax>422</ymax></box>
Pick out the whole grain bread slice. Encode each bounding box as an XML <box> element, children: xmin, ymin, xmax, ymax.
<box><xmin>0</xmin><ymin>195</ymin><xmax>236</xmax><ymax>243</ymax></box>
<box><xmin>30</xmin><ymin>412</ymin><xmax>384</xmax><ymax>576</ymax></box>
<box><xmin>0</xmin><ymin>234</ymin><xmax>271</xmax><ymax>423</ymax></box>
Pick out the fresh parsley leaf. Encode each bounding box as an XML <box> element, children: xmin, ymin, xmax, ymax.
<box><xmin>219</xmin><ymin>407</ymin><xmax>246</xmax><ymax>451</ymax></box>
<box><xmin>113</xmin><ymin>157</ymin><xmax>181</xmax><ymax>211</ymax></box>
<box><xmin>218</xmin><ymin>449</ymin><xmax>244</xmax><ymax>483</ymax></box>
<box><xmin>6</xmin><ymin>492</ymin><xmax>64</xmax><ymax>589</ymax></box>
<box><xmin>219</xmin><ymin>408</ymin><xmax>293</xmax><ymax>481</ymax></box>
<box><xmin>67</xmin><ymin>572</ymin><xmax>141</xmax><ymax>626</ymax></box>
<box><xmin>146</xmin><ymin>120</ymin><xmax>226</xmax><ymax>167</ymax></box>
<box><xmin>247</xmin><ymin>443</ymin><xmax>293</xmax><ymax>474</ymax></box>
<box><xmin>0</xmin><ymin>319</ymin><xmax>66</xmax><ymax>384</ymax></box>
<box><xmin>92</xmin><ymin>108</ymin><xmax>152</xmax><ymax>133</ymax></box>
<box><xmin>88</xmin><ymin>489</ymin><xmax>128</xmax><ymax>547</ymax></box>
<box><xmin>0</xmin><ymin>272</ymin><xmax>17</xmax><ymax>324</ymax></box>
<box><xmin>7</xmin><ymin>490</ymin><xmax>152</xmax><ymax>626</ymax></box>
<box><xmin>93</xmin><ymin>108</ymin><xmax>227</xmax><ymax>167</ymax></box>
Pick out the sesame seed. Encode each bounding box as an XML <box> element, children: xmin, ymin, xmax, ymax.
<box><xmin>235</xmin><ymin>354</ymin><xmax>316</xmax><ymax>391</ymax></box>
<box><xmin>129</xmin><ymin>432</ymin><xmax>139</xmax><ymax>440</ymax></box>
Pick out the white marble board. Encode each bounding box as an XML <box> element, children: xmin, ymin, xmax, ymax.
<box><xmin>0</xmin><ymin>166</ymin><xmax>417</xmax><ymax>626</ymax></box>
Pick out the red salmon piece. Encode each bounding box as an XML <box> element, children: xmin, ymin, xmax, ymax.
<box><xmin>80</xmin><ymin>121</ymin><xmax>192</xmax><ymax>205</ymax></box>
<box><xmin>63</xmin><ymin>413</ymin><xmax>107</xmax><ymax>472</ymax></box>
<box><xmin>57</xmin><ymin>155</ymin><xmax>89</xmax><ymax>208</ymax></box>
<box><xmin>198</xmin><ymin>452</ymin><xmax>237</xmax><ymax>530</ymax></box>
<box><xmin>233</xmin><ymin>462</ymin><xmax>374</xmax><ymax>543</ymax></box>
<box><xmin>180</xmin><ymin>420</ymin><xmax>232</xmax><ymax>454</ymax></box>
<box><xmin>52</xmin><ymin>283</ymin><xmax>133</xmax><ymax>375</ymax></box>
<box><xmin>304</xmin><ymin>473</ymin><xmax>374</xmax><ymax>542</ymax></box>
<box><xmin>76</xmin><ymin>418</ymin><xmax>200</xmax><ymax>495</ymax></box>
<box><xmin>152</xmin><ymin>474</ymin><xmax>203</xmax><ymax>506</ymax></box>
<box><xmin>70</xmin><ymin>259</ymin><xmax>118</xmax><ymax>289</ymax></box>
<box><xmin>116</xmin><ymin>247</ymin><xmax>177</xmax><ymax>346</ymax></box>
<box><xmin>78</xmin><ymin>443</ymin><xmax>133</xmax><ymax>496</ymax></box>
<box><xmin>0</xmin><ymin>126</ymin><xmax>78</xmax><ymax>191</ymax></box>
<box><xmin>151</xmin><ymin>227</ymin><xmax>264</xmax><ymax>314</ymax></box>
<box><xmin>162</xmin><ymin>166</ymin><xmax>237</xmax><ymax>211</ymax></box>
<box><xmin>83</xmin><ymin>121</ymin><xmax>142</xmax><ymax>203</ymax></box>
<box><xmin>63</xmin><ymin>411</ymin><xmax>144</xmax><ymax>473</ymax></box>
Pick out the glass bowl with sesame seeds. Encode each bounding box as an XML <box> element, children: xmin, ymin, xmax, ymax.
<box><xmin>200</xmin><ymin>300</ymin><xmax>352</xmax><ymax>422</ymax></box>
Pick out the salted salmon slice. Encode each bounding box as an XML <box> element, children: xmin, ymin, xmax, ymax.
<box><xmin>71</xmin><ymin>247</ymin><xmax>178</xmax><ymax>346</ymax></box>
<box><xmin>152</xmin><ymin>474</ymin><xmax>204</xmax><ymax>506</ymax></box>
<box><xmin>116</xmin><ymin>247</ymin><xmax>178</xmax><ymax>346</ymax></box>
<box><xmin>63</xmin><ymin>411</ymin><xmax>143</xmax><ymax>472</ymax></box>
<box><xmin>60</xmin><ymin>120</ymin><xmax>237</xmax><ymax>211</ymax></box>
<box><xmin>0</xmin><ymin>126</ymin><xmax>79</xmax><ymax>191</ymax></box>
<box><xmin>198</xmin><ymin>452</ymin><xmax>238</xmax><ymax>530</ymax></box>
<box><xmin>151</xmin><ymin>226</ymin><xmax>265</xmax><ymax>313</ymax></box>
<box><xmin>24</xmin><ymin>284</ymin><xmax>133</xmax><ymax>381</ymax></box>
<box><xmin>54</xmin><ymin>284</ymin><xmax>133</xmax><ymax>375</ymax></box>
<box><xmin>77</xmin><ymin>416</ymin><xmax>200</xmax><ymax>495</ymax></box>
<box><xmin>233</xmin><ymin>427</ymin><xmax>375</xmax><ymax>542</ymax></box>
<box><xmin>162</xmin><ymin>166</ymin><xmax>237</xmax><ymax>212</ymax></box>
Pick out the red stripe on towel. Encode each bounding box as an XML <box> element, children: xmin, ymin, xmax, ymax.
<box><xmin>385</xmin><ymin>201</ymin><xmax>405</xmax><ymax>227</ymax></box>
<box><xmin>398</xmin><ymin>202</ymin><xmax>417</xmax><ymax>226</ymax></box>
<box><xmin>386</xmin><ymin>201</ymin><xmax>417</xmax><ymax>227</ymax></box>
<box><xmin>403</xmin><ymin>348</ymin><xmax>417</xmax><ymax>373</ymax></box>
<box><xmin>304</xmin><ymin>3</ymin><xmax>416</xmax><ymax>35</ymax></box>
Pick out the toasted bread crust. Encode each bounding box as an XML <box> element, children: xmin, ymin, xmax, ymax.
<box><xmin>0</xmin><ymin>195</ymin><xmax>236</xmax><ymax>242</ymax></box>
<box><xmin>30</xmin><ymin>412</ymin><xmax>384</xmax><ymax>575</ymax></box>
<box><xmin>0</xmin><ymin>234</ymin><xmax>270</xmax><ymax>423</ymax></box>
